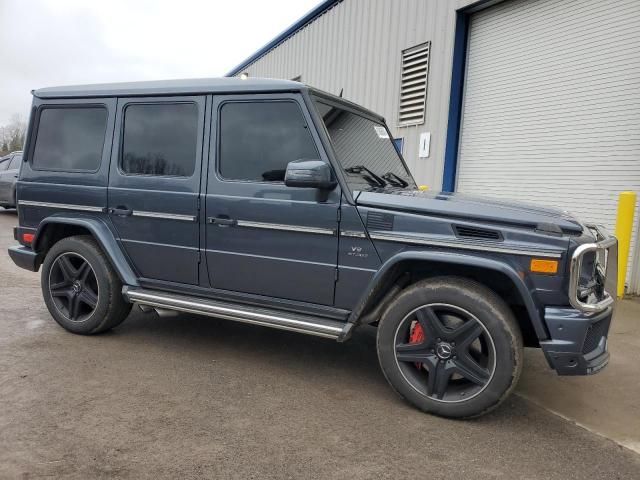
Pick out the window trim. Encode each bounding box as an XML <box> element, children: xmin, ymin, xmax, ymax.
<box><xmin>30</xmin><ymin>104</ymin><xmax>108</xmax><ymax>174</ymax></box>
<box><xmin>118</xmin><ymin>100</ymin><xmax>200</xmax><ymax>179</ymax></box>
<box><xmin>215</xmin><ymin>98</ymin><xmax>322</xmax><ymax>185</ymax></box>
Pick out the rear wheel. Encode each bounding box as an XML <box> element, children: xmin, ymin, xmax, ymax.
<box><xmin>377</xmin><ymin>277</ymin><xmax>523</xmax><ymax>418</ymax></box>
<box><xmin>41</xmin><ymin>236</ymin><xmax>131</xmax><ymax>334</ymax></box>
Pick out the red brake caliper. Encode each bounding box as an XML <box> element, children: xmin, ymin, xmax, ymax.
<box><xmin>409</xmin><ymin>321</ymin><xmax>425</xmax><ymax>369</ymax></box>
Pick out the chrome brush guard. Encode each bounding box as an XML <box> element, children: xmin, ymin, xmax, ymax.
<box><xmin>569</xmin><ymin>224</ymin><xmax>617</xmax><ymax>313</ymax></box>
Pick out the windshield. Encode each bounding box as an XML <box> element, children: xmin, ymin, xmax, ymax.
<box><xmin>312</xmin><ymin>97</ymin><xmax>416</xmax><ymax>193</ymax></box>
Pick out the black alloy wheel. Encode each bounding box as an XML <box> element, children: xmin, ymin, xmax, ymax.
<box><xmin>393</xmin><ymin>303</ymin><xmax>495</xmax><ymax>403</ymax></box>
<box><xmin>48</xmin><ymin>252</ymin><xmax>100</xmax><ymax>322</ymax></box>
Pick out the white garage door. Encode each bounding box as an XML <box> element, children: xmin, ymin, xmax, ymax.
<box><xmin>457</xmin><ymin>0</ymin><xmax>640</xmax><ymax>293</ymax></box>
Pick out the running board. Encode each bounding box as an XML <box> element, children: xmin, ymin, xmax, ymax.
<box><xmin>123</xmin><ymin>287</ymin><xmax>348</xmax><ymax>340</ymax></box>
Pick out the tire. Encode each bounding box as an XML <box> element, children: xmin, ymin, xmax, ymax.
<box><xmin>40</xmin><ymin>235</ymin><xmax>132</xmax><ymax>335</ymax></box>
<box><xmin>377</xmin><ymin>276</ymin><xmax>523</xmax><ymax>419</ymax></box>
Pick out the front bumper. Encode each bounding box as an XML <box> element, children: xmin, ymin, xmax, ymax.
<box><xmin>8</xmin><ymin>245</ymin><xmax>41</xmax><ymax>272</ymax></box>
<box><xmin>540</xmin><ymin>306</ymin><xmax>613</xmax><ymax>375</ymax></box>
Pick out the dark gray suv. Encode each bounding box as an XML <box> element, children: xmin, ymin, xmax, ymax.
<box><xmin>8</xmin><ymin>78</ymin><xmax>617</xmax><ymax>418</ymax></box>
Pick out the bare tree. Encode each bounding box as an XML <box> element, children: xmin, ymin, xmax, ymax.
<box><xmin>0</xmin><ymin>114</ymin><xmax>27</xmax><ymax>156</ymax></box>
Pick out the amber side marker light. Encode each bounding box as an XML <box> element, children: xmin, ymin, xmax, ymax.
<box><xmin>22</xmin><ymin>233</ymin><xmax>34</xmax><ymax>245</ymax></box>
<box><xmin>530</xmin><ymin>258</ymin><xmax>558</xmax><ymax>274</ymax></box>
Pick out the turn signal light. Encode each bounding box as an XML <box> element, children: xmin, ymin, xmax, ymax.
<box><xmin>22</xmin><ymin>233</ymin><xmax>34</xmax><ymax>244</ymax></box>
<box><xmin>530</xmin><ymin>258</ymin><xmax>558</xmax><ymax>274</ymax></box>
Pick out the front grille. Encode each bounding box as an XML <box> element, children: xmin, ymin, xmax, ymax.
<box><xmin>582</xmin><ymin>319</ymin><xmax>608</xmax><ymax>354</ymax></box>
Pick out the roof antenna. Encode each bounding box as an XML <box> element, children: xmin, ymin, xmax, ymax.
<box><xmin>338</xmin><ymin>88</ymin><xmax>344</xmax><ymax>98</ymax></box>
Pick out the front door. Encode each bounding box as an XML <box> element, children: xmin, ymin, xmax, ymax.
<box><xmin>205</xmin><ymin>94</ymin><xmax>340</xmax><ymax>305</ymax></box>
<box><xmin>108</xmin><ymin>96</ymin><xmax>205</xmax><ymax>285</ymax></box>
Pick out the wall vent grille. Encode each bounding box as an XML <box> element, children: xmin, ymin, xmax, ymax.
<box><xmin>398</xmin><ymin>42</ymin><xmax>431</xmax><ymax>126</ymax></box>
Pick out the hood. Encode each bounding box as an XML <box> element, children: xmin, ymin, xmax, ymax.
<box><xmin>355</xmin><ymin>190</ymin><xmax>583</xmax><ymax>234</ymax></box>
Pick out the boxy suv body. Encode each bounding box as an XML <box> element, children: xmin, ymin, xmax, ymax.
<box><xmin>9</xmin><ymin>78</ymin><xmax>617</xmax><ymax>418</ymax></box>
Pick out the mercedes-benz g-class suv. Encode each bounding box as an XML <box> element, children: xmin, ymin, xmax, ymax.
<box><xmin>9</xmin><ymin>78</ymin><xmax>617</xmax><ymax>418</ymax></box>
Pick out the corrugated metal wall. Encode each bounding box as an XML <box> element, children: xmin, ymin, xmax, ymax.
<box><xmin>234</xmin><ymin>0</ymin><xmax>476</xmax><ymax>189</ymax></box>
<box><xmin>457</xmin><ymin>0</ymin><xmax>640</xmax><ymax>292</ymax></box>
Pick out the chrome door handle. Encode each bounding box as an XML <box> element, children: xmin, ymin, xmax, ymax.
<box><xmin>208</xmin><ymin>216</ymin><xmax>237</xmax><ymax>226</ymax></box>
<box><xmin>109</xmin><ymin>207</ymin><xmax>133</xmax><ymax>217</ymax></box>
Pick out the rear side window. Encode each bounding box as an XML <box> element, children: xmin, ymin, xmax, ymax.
<box><xmin>121</xmin><ymin>103</ymin><xmax>198</xmax><ymax>177</ymax></box>
<box><xmin>218</xmin><ymin>101</ymin><xmax>318</xmax><ymax>182</ymax></box>
<box><xmin>32</xmin><ymin>107</ymin><xmax>107</xmax><ymax>172</ymax></box>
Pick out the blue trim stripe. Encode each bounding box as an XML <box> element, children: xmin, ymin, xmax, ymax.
<box><xmin>226</xmin><ymin>0</ymin><xmax>343</xmax><ymax>77</ymax></box>
<box><xmin>442</xmin><ymin>11</ymin><xmax>469</xmax><ymax>193</ymax></box>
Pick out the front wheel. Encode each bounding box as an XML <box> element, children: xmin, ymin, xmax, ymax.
<box><xmin>41</xmin><ymin>236</ymin><xmax>132</xmax><ymax>335</ymax></box>
<box><xmin>377</xmin><ymin>277</ymin><xmax>523</xmax><ymax>418</ymax></box>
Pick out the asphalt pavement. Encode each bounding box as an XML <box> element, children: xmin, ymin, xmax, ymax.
<box><xmin>1</xmin><ymin>208</ymin><xmax>639</xmax><ymax>479</ymax></box>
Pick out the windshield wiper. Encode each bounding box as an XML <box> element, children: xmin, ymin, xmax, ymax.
<box><xmin>382</xmin><ymin>172</ymin><xmax>409</xmax><ymax>188</ymax></box>
<box><xmin>345</xmin><ymin>165</ymin><xmax>386</xmax><ymax>188</ymax></box>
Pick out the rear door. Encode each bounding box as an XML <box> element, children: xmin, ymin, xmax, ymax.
<box><xmin>107</xmin><ymin>96</ymin><xmax>205</xmax><ymax>285</ymax></box>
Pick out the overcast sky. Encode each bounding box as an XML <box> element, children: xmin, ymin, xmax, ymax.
<box><xmin>0</xmin><ymin>0</ymin><xmax>319</xmax><ymax>125</ymax></box>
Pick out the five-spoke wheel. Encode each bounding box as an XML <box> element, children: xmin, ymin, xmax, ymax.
<box><xmin>377</xmin><ymin>277</ymin><xmax>523</xmax><ymax>418</ymax></box>
<box><xmin>49</xmin><ymin>252</ymin><xmax>99</xmax><ymax>322</ymax></box>
<box><xmin>41</xmin><ymin>235</ymin><xmax>131</xmax><ymax>335</ymax></box>
<box><xmin>394</xmin><ymin>304</ymin><xmax>495</xmax><ymax>402</ymax></box>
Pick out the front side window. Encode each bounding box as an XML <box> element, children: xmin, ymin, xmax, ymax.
<box><xmin>121</xmin><ymin>103</ymin><xmax>198</xmax><ymax>177</ymax></box>
<box><xmin>313</xmin><ymin>98</ymin><xmax>415</xmax><ymax>193</ymax></box>
<box><xmin>218</xmin><ymin>101</ymin><xmax>318</xmax><ymax>182</ymax></box>
<box><xmin>32</xmin><ymin>107</ymin><xmax>107</xmax><ymax>171</ymax></box>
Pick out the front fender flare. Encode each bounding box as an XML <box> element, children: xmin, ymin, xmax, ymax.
<box><xmin>33</xmin><ymin>215</ymin><xmax>139</xmax><ymax>287</ymax></box>
<box><xmin>347</xmin><ymin>250</ymin><xmax>546</xmax><ymax>340</ymax></box>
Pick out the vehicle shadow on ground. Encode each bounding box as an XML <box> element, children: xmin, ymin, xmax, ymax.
<box><xmin>110</xmin><ymin>307</ymin><xmax>518</xmax><ymax>423</ymax></box>
<box><xmin>114</xmin><ymin>307</ymin><xmax>384</xmax><ymax>384</ymax></box>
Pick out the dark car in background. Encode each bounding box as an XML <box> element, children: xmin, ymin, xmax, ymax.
<box><xmin>7</xmin><ymin>78</ymin><xmax>618</xmax><ymax>419</ymax></box>
<box><xmin>0</xmin><ymin>151</ymin><xmax>22</xmax><ymax>209</ymax></box>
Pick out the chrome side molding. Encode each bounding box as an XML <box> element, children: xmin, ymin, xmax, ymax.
<box><xmin>369</xmin><ymin>232</ymin><xmax>563</xmax><ymax>258</ymax></box>
<box><xmin>18</xmin><ymin>200</ymin><xmax>103</xmax><ymax>212</ymax></box>
<box><xmin>236</xmin><ymin>220</ymin><xmax>336</xmax><ymax>236</ymax></box>
<box><xmin>123</xmin><ymin>287</ymin><xmax>347</xmax><ymax>339</ymax></box>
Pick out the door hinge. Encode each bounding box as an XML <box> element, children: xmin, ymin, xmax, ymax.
<box><xmin>197</xmin><ymin>197</ymin><xmax>201</xmax><ymax>211</ymax></box>
<box><xmin>337</xmin><ymin>207</ymin><xmax>342</xmax><ymax>222</ymax></box>
<box><xmin>334</xmin><ymin>268</ymin><xmax>339</xmax><ymax>282</ymax></box>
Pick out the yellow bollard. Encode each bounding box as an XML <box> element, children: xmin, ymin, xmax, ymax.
<box><xmin>615</xmin><ymin>191</ymin><xmax>637</xmax><ymax>298</ymax></box>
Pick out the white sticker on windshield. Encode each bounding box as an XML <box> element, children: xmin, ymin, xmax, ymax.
<box><xmin>374</xmin><ymin>126</ymin><xmax>389</xmax><ymax>139</ymax></box>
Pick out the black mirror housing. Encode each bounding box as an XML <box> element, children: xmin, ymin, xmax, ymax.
<box><xmin>284</xmin><ymin>159</ymin><xmax>337</xmax><ymax>190</ymax></box>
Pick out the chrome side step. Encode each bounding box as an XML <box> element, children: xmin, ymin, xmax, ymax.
<box><xmin>123</xmin><ymin>287</ymin><xmax>348</xmax><ymax>340</ymax></box>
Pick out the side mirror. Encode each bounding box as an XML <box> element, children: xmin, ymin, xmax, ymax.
<box><xmin>284</xmin><ymin>159</ymin><xmax>336</xmax><ymax>190</ymax></box>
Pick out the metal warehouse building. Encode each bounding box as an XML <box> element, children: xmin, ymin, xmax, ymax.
<box><xmin>227</xmin><ymin>0</ymin><xmax>640</xmax><ymax>293</ymax></box>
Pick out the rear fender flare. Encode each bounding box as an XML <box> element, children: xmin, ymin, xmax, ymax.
<box><xmin>348</xmin><ymin>250</ymin><xmax>547</xmax><ymax>340</ymax></box>
<box><xmin>33</xmin><ymin>215</ymin><xmax>138</xmax><ymax>286</ymax></box>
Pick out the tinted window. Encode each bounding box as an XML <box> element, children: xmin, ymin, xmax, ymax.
<box><xmin>9</xmin><ymin>154</ymin><xmax>22</xmax><ymax>170</ymax></box>
<box><xmin>0</xmin><ymin>158</ymin><xmax>9</xmax><ymax>171</ymax></box>
<box><xmin>32</xmin><ymin>107</ymin><xmax>107</xmax><ymax>171</ymax></box>
<box><xmin>121</xmin><ymin>103</ymin><xmax>198</xmax><ymax>177</ymax></box>
<box><xmin>219</xmin><ymin>101</ymin><xmax>318</xmax><ymax>182</ymax></box>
